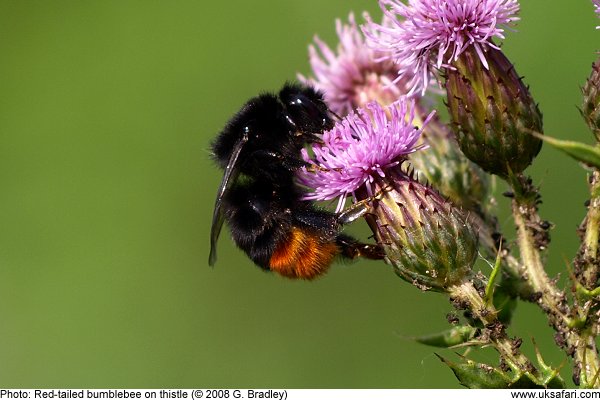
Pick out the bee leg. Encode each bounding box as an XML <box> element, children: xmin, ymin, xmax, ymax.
<box><xmin>336</xmin><ymin>235</ymin><xmax>385</xmax><ymax>260</ymax></box>
<box><xmin>292</xmin><ymin>209</ymin><xmax>340</xmax><ymax>241</ymax></box>
<box><xmin>336</xmin><ymin>193</ymin><xmax>384</xmax><ymax>225</ymax></box>
<box><xmin>303</xmin><ymin>164</ymin><xmax>343</xmax><ymax>173</ymax></box>
<box><xmin>299</xmin><ymin>132</ymin><xmax>325</xmax><ymax>144</ymax></box>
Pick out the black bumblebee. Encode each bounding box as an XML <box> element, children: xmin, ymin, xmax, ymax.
<box><xmin>209</xmin><ymin>82</ymin><xmax>383</xmax><ymax>279</ymax></box>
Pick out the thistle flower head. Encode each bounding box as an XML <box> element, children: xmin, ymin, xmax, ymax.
<box><xmin>299</xmin><ymin>13</ymin><xmax>409</xmax><ymax>116</ymax></box>
<box><xmin>362</xmin><ymin>0</ymin><xmax>520</xmax><ymax>95</ymax></box>
<box><xmin>594</xmin><ymin>0</ymin><xmax>600</xmax><ymax>28</ymax></box>
<box><xmin>298</xmin><ymin>98</ymin><xmax>433</xmax><ymax>211</ymax></box>
<box><xmin>298</xmin><ymin>99</ymin><xmax>477</xmax><ymax>293</ymax></box>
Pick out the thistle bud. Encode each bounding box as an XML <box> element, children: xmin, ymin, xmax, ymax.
<box><xmin>582</xmin><ymin>59</ymin><xmax>600</xmax><ymax>142</ymax></box>
<box><xmin>445</xmin><ymin>47</ymin><xmax>543</xmax><ymax>178</ymax></box>
<box><xmin>363</xmin><ymin>169</ymin><xmax>479</xmax><ymax>292</ymax></box>
<box><xmin>409</xmin><ymin>115</ymin><xmax>491</xmax><ymax>213</ymax></box>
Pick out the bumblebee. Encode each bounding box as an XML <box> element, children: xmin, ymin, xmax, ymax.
<box><xmin>209</xmin><ymin>83</ymin><xmax>383</xmax><ymax>279</ymax></box>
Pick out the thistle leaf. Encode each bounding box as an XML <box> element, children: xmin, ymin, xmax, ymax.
<box><xmin>532</xmin><ymin>339</ymin><xmax>566</xmax><ymax>389</ymax></box>
<box><xmin>531</xmin><ymin>132</ymin><xmax>600</xmax><ymax>169</ymax></box>
<box><xmin>414</xmin><ymin>325</ymin><xmax>477</xmax><ymax>348</ymax></box>
<box><xmin>485</xmin><ymin>247</ymin><xmax>503</xmax><ymax>305</ymax></box>
<box><xmin>437</xmin><ymin>354</ymin><xmax>565</xmax><ymax>389</ymax></box>
<box><xmin>437</xmin><ymin>354</ymin><xmax>513</xmax><ymax>388</ymax></box>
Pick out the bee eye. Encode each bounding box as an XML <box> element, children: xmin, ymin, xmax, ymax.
<box><xmin>244</xmin><ymin>125</ymin><xmax>260</xmax><ymax>140</ymax></box>
<box><xmin>287</xmin><ymin>94</ymin><xmax>326</xmax><ymax>126</ymax></box>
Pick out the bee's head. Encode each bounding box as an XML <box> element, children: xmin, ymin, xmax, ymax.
<box><xmin>279</xmin><ymin>83</ymin><xmax>334</xmax><ymax>135</ymax></box>
<box><xmin>212</xmin><ymin>93</ymin><xmax>289</xmax><ymax>166</ymax></box>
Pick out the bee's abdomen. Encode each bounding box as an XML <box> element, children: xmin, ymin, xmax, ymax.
<box><xmin>268</xmin><ymin>227</ymin><xmax>339</xmax><ymax>280</ymax></box>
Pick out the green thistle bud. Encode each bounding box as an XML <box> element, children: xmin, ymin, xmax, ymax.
<box><xmin>364</xmin><ymin>169</ymin><xmax>479</xmax><ymax>292</ymax></box>
<box><xmin>409</xmin><ymin>115</ymin><xmax>491</xmax><ymax>213</ymax></box>
<box><xmin>582</xmin><ymin>59</ymin><xmax>600</xmax><ymax>142</ymax></box>
<box><xmin>445</xmin><ymin>47</ymin><xmax>543</xmax><ymax>178</ymax></box>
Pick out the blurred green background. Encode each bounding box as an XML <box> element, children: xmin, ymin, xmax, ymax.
<box><xmin>0</xmin><ymin>0</ymin><xmax>597</xmax><ymax>388</ymax></box>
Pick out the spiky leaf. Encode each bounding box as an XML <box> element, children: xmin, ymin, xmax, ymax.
<box><xmin>415</xmin><ymin>325</ymin><xmax>478</xmax><ymax>348</ymax></box>
<box><xmin>438</xmin><ymin>354</ymin><xmax>564</xmax><ymax>389</ymax></box>
<box><xmin>531</xmin><ymin>133</ymin><xmax>600</xmax><ymax>170</ymax></box>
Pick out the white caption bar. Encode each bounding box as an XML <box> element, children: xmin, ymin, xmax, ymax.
<box><xmin>0</xmin><ymin>389</ymin><xmax>597</xmax><ymax>400</ymax></box>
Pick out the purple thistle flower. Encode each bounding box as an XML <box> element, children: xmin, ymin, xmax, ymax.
<box><xmin>299</xmin><ymin>13</ymin><xmax>409</xmax><ymax>116</ymax></box>
<box><xmin>362</xmin><ymin>0</ymin><xmax>520</xmax><ymax>95</ymax></box>
<box><xmin>594</xmin><ymin>0</ymin><xmax>600</xmax><ymax>28</ymax></box>
<box><xmin>298</xmin><ymin>97</ymin><xmax>434</xmax><ymax>211</ymax></box>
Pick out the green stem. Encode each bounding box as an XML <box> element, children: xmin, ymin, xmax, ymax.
<box><xmin>510</xmin><ymin>175</ymin><xmax>567</xmax><ymax>322</ymax></box>
<box><xmin>573</xmin><ymin>170</ymin><xmax>600</xmax><ymax>388</ymax></box>
<box><xmin>512</xmin><ymin>203</ymin><xmax>563</xmax><ymax>306</ymax></box>
<box><xmin>448</xmin><ymin>281</ymin><xmax>532</xmax><ymax>374</ymax></box>
<box><xmin>511</xmin><ymin>174</ymin><xmax>600</xmax><ymax>388</ymax></box>
<box><xmin>581</xmin><ymin>170</ymin><xmax>600</xmax><ymax>288</ymax></box>
<box><xmin>574</xmin><ymin>325</ymin><xmax>600</xmax><ymax>388</ymax></box>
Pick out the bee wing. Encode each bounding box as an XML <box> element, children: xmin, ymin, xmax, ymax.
<box><xmin>209</xmin><ymin>132</ymin><xmax>249</xmax><ymax>266</ymax></box>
